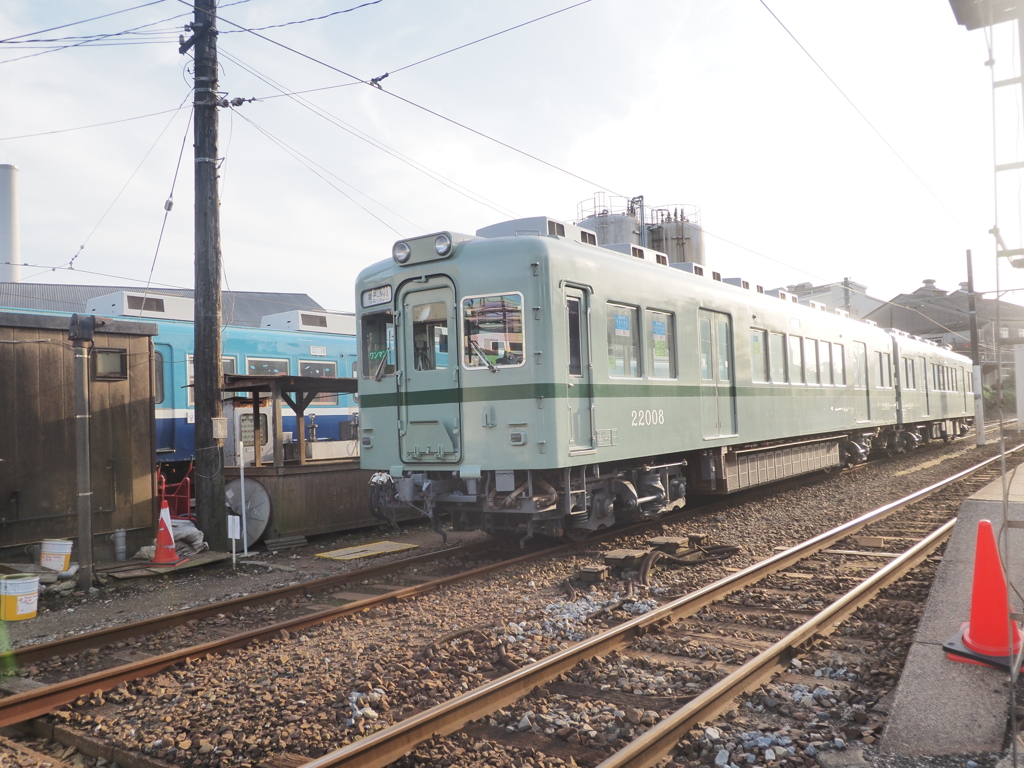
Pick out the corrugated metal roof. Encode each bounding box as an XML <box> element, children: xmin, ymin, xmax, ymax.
<box><xmin>0</xmin><ymin>283</ymin><xmax>325</xmax><ymax>328</ymax></box>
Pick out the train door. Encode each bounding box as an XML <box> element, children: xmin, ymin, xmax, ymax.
<box><xmin>851</xmin><ymin>342</ymin><xmax>870</xmax><ymax>422</ymax></box>
<box><xmin>564</xmin><ymin>287</ymin><xmax>594</xmax><ymax>452</ymax></box>
<box><xmin>698</xmin><ymin>309</ymin><xmax>737</xmax><ymax>438</ymax></box>
<box><xmin>154</xmin><ymin>342</ymin><xmax>175</xmax><ymax>453</ymax></box>
<box><xmin>397</xmin><ymin>279</ymin><xmax>461</xmax><ymax>463</ymax></box>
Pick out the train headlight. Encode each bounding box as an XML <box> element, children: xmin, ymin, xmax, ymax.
<box><xmin>393</xmin><ymin>242</ymin><xmax>411</xmax><ymax>264</ymax></box>
<box><xmin>433</xmin><ymin>234</ymin><xmax>452</xmax><ymax>256</ymax></box>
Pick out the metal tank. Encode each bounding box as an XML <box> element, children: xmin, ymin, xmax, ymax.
<box><xmin>576</xmin><ymin>193</ymin><xmax>705</xmax><ymax>265</ymax></box>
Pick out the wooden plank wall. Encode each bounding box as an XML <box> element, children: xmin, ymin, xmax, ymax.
<box><xmin>0</xmin><ymin>316</ymin><xmax>156</xmax><ymax>557</ymax></box>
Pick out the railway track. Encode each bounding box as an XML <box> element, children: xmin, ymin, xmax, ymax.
<box><xmin>0</xmin><ymin>432</ymin><xmax>1014</xmax><ymax>765</ymax></box>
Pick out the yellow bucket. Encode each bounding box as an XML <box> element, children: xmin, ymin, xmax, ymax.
<box><xmin>39</xmin><ymin>539</ymin><xmax>73</xmax><ymax>572</ymax></box>
<box><xmin>0</xmin><ymin>574</ymin><xmax>39</xmax><ymax>621</ymax></box>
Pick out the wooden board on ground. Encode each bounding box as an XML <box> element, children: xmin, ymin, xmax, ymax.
<box><xmin>109</xmin><ymin>550</ymin><xmax>232</xmax><ymax>579</ymax></box>
<box><xmin>316</xmin><ymin>540</ymin><xmax>418</xmax><ymax>561</ymax></box>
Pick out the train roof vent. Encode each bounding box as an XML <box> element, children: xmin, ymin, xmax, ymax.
<box><xmin>602</xmin><ymin>243</ymin><xmax>670</xmax><ymax>264</ymax></box>
<box><xmin>863</xmin><ymin>319</ymin><xmax>878</xmax><ymax>327</ymax></box>
<box><xmin>835</xmin><ymin>308</ymin><xmax>850</xmax><ymax>318</ymax></box>
<box><xmin>886</xmin><ymin>328</ymin><xmax>909</xmax><ymax>337</ymax></box>
<box><xmin>723</xmin><ymin>277</ymin><xmax>751</xmax><ymax>290</ymax></box>
<box><xmin>765</xmin><ymin>288</ymin><xmax>798</xmax><ymax>303</ymax></box>
<box><xmin>670</xmin><ymin>262</ymin><xmax>704</xmax><ymax>276</ymax></box>
<box><xmin>476</xmin><ymin>216</ymin><xmax>598</xmax><ymax>246</ymax></box>
<box><xmin>756</xmin><ymin>285</ymin><xmax>765</xmax><ymax>293</ymax></box>
<box><xmin>807</xmin><ymin>300</ymin><xmax>827</xmax><ymax>311</ymax></box>
<box><xmin>85</xmin><ymin>291</ymin><xmax>194</xmax><ymax>321</ymax></box>
<box><xmin>712</xmin><ymin>271</ymin><xmax>722</xmax><ymax>281</ymax></box>
<box><xmin>261</xmin><ymin>310</ymin><xmax>356</xmax><ymax>335</ymax></box>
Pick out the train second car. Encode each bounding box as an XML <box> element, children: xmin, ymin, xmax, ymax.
<box><xmin>356</xmin><ymin>217</ymin><xmax>973</xmax><ymax>542</ymax></box>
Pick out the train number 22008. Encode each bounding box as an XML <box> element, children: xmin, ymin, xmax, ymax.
<box><xmin>631</xmin><ymin>409</ymin><xmax>665</xmax><ymax>427</ymax></box>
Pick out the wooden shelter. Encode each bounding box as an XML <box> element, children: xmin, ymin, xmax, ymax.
<box><xmin>0</xmin><ymin>312</ymin><xmax>158</xmax><ymax>560</ymax></box>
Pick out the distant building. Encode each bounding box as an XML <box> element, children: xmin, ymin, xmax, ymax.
<box><xmin>863</xmin><ymin>279</ymin><xmax>1024</xmax><ymax>382</ymax></box>
<box><xmin>780</xmin><ymin>279</ymin><xmax>884</xmax><ymax>319</ymax></box>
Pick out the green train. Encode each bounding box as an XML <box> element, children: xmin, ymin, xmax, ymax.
<box><xmin>356</xmin><ymin>217</ymin><xmax>973</xmax><ymax>542</ymax></box>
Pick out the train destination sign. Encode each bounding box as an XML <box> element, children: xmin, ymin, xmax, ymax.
<box><xmin>362</xmin><ymin>285</ymin><xmax>392</xmax><ymax>307</ymax></box>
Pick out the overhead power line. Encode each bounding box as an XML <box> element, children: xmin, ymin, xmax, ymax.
<box><xmin>0</xmin><ymin>0</ymin><xmax>169</xmax><ymax>43</ymax></box>
<box><xmin>757</xmin><ymin>0</ymin><xmax>971</xmax><ymax>236</ymax></box>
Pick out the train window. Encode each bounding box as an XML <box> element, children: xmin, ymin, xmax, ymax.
<box><xmin>567</xmin><ymin>298</ymin><xmax>583</xmax><ymax>376</ymax></box>
<box><xmin>788</xmin><ymin>335</ymin><xmax>803</xmax><ymax>383</ymax></box>
<box><xmin>361</xmin><ymin>311</ymin><xmax>396</xmax><ymax>378</ymax></box>
<box><xmin>607</xmin><ymin>304</ymin><xmax>641</xmax><ymax>378</ymax></box>
<box><xmin>647</xmin><ymin>311</ymin><xmax>676</xmax><ymax>379</ymax></box>
<box><xmin>717</xmin><ymin>319</ymin><xmax>731</xmax><ymax>382</ymax></box>
<box><xmin>903</xmin><ymin>358</ymin><xmax>915</xmax><ymax>389</ymax></box>
<box><xmin>769</xmin><ymin>332</ymin><xmax>787</xmax><ymax>383</ymax></box>
<box><xmin>818</xmin><ymin>340</ymin><xmax>833</xmax><ymax>385</ymax></box>
<box><xmin>463</xmin><ymin>294</ymin><xmax>525</xmax><ymax>369</ymax></box>
<box><xmin>411</xmin><ymin>301</ymin><xmax>449</xmax><ymax>372</ymax></box>
<box><xmin>300</xmin><ymin>360</ymin><xmax>339</xmax><ymax>405</ymax></box>
<box><xmin>833</xmin><ymin>343</ymin><xmax>846</xmax><ymax>385</ymax></box>
<box><xmin>876</xmin><ymin>352</ymin><xmax>892</xmax><ymax>387</ymax></box>
<box><xmin>187</xmin><ymin>355</ymin><xmax>238</xmax><ymax>405</ymax></box>
<box><xmin>699</xmin><ymin>318</ymin><xmax>713</xmax><ymax>380</ymax></box>
<box><xmin>247</xmin><ymin>358</ymin><xmax>289</xmax><ymax>377</ymax></box>
<box><xmin>94</xmin><ymin>348</ymin><xmax>127</xmax><ymax>380</ymax></box>
<box><xmin>154</xmin><ymin>350</ymin><xmax>165</xmax><ymax>404</ymax></box>
<box><xmin>750</xmin><ymin>329</ymin><xmax>768</xmax><ymax>383</ymax></box>
<box><xmin>851</xmin><ymin>343</ymin><xmax>868</xmax><ymax>388</ymax></box>
<box><xmin>804</xmin><ymin>338</ymin><xmax>820</xmax><ymax>385</ymax></box>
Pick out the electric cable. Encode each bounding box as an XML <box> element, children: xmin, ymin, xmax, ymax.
<box><xmin>218</xmin><ymin>47</ymin><xmax>520</xmax><ymax>220</ymax></box>
<box><xmin>0</xmin><ymin>0</ymin><xmax>169</xmax><ymax>43</ymax></box>
<box><xmin>757</xmin><ymin>0</ymin><xmax>971</xmax><ymax>236</ymax></box>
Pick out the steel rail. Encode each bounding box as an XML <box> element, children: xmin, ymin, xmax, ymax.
<box><xmin>3</xmin><ymin>423</ymin><xmax>991</xmax><ymax>669</ymax></box>
<box><xmin>1</xmin><ymin>540</ymin><xmax>497</xmax><ymax>667</ymax></box>
<box><xmin>299</xmin><ymin>445</ymin><xmax>1021</xmax><ymax>768</ymax></box>
<box><xmin>0</xmin><ymin>544</ymin><xmax>563</xmax><ymax>728</ymax></box>
<box><xmin>595</xmin><ymin>518</ymin><xmax>956</xmax><ymax>768</ymax></box>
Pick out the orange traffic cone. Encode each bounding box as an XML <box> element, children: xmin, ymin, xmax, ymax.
<box><xmin>150</xmin><ymin>500</ymin><xmax>188</xmax><ymax>568</ymax></box>
<box><xmin>944</xmin><ymin>519</ymin><xmax>1023</xmax><ymax>671</ymax></box>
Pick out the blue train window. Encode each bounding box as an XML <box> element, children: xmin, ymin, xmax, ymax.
<box><xmin>154</xmin><ymin>350</ymin><xmax>165</xmax><ymax>404</ymax></box>
<box><xmin>300</xmin><ymin>360</ymin><xmax>338</xmax><ymax>405</ymax></box>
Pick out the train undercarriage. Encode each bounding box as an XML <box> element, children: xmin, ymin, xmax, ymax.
<box><xmin>368</xmin><ymin>418</ymin><xmax>972</xmax><ymax>544</ymax></box>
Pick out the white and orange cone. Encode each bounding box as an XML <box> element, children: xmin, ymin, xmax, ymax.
<box><xmin>150</xmin><ymin>500</ymin><xmax>188</xmax><ymax>568</ymax></box>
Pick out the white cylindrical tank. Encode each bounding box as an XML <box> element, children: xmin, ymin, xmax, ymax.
<box><xmin>648</xmin><ymin>217</ymin><xmax>705</xmax><ymax>265</ymax></box>
<box><xmin>576</xmin><ymin>211</ymin><xmax>640</xmax><ymax>247</ymax></box>
<box><xmin>0</xmin><ymin>165</ymin><xmax>21</xmax><ymax>283</ymax></box>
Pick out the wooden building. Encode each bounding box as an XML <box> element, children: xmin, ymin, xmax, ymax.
<box><xmin>0</xmin><ymin>312</ymin><xmax>158</xmax><ymax>560</ymax></box>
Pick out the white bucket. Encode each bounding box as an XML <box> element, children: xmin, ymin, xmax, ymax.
<box><xmin>1</xmin><ymin>574</ymin><xmax>39</xmax><ymax>620</ymax></box>
<box><xmin>39</xmin><ymin>539</ymin><xmax>73</xmax><ymax>572</ymax></box>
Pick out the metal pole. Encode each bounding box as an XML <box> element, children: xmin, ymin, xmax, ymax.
<box><xmin>967</xmin><ymin>250</ymin><xmax>986</xmax><ymax>445</ymax></box>
<box><xmin>191</xmin><ymin>0</ymin><xmax>227</xmax><ymax>550</ymax></box>
<box><xmin>73</xmin><ymin>338</ymin><xmax>93</xmax><ymax>590</ymax></box>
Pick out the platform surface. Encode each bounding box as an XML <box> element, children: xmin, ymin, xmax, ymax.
<box><xmin>880</xmin><ymin>459</ymin><xmax>1024</xmax><ymax>755</ymax></box>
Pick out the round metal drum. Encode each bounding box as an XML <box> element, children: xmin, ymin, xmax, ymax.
<box><xmin>224</xmin><ymin>477</ymin><xmax>271</xmax><ymax>547</ymax></box>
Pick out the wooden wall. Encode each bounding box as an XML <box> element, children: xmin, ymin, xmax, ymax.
<box><xmin>0</xmin><ymin>313</ymin><xmax>158</xmax><ymax>559</ymax></box>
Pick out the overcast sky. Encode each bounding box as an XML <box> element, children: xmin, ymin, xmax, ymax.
<box><xmin>1</xmin><ymin>0</ymin><xmax>1022</xmax><ymax>314</ymax></box>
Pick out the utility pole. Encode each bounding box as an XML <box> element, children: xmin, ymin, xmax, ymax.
<box><xmin>842</xmin><ymin>277</ymin><xmax>852</xmax><ymax>315</ymax></box>
<box><xmin>69</xmin><ymin>314</ymin><xmax>95</xmax><ymax>590</ymax></box>
<box><xmin>186</xmin><ymin>0</ymin><xmax>227</xmax><ymax>550</ymax></box>
<box><xmin>966</xmin><ymin>250</ymin><xmax>986</xmax><ymax>446</ymax></box>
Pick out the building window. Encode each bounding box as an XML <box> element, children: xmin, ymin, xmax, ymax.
<box><xmin>1001</xmin><ymin>327</ymin><xmax>1010</xmax><ymax>339</ymax></box>
<box><xmin>94</xmin><ymin>348</ymin><xmax>127</xmax><ymax>380</ymax></box>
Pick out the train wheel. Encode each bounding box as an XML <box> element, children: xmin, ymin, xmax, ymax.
<box><xmin>562</xmin><ymin>527</ymin><xmax>591</xmax><ymax>543</ymax></box>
